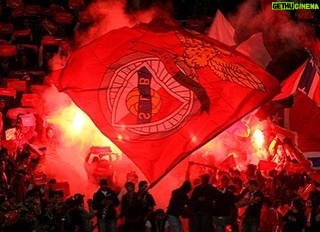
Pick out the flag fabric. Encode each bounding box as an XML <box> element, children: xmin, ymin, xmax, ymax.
<box><xmin>287</xmin><ymin>92</ymin><xmax>320</xmax><ymax>171</ymax></box>
<box><xmin>56</xmin><ymin>20</ymin><xmax>280</xmax><ymax>186</ymax></box>
<box><xmin>274</xmin><ymin>58</ymin><xmax>320</xmax><ymax>105</ymax></box>
<box><xmin>236</xmin><ymin>33</ymin><xmax>272</xmax><ymax>69</ymax></box>
<box><xmin>219</xmin><ymin>154</ymin><xmax>237</xmax><ymax>171</ymax></box>
<box><xmin>207</xmin><ymin>10</ymin><xmax>236</xmax><ymax>47</ymax></box>
<box><xmin>258</xmin><ymin>160</ymin><xmax>277</xmax><ymax>171</ymax></box>
<box><xmin>260</xmin><ymin>91</ymin><xmax>320</xmax><ymax>173</ymax></box>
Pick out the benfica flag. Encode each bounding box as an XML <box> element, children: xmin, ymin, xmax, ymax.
<box><xmin>56</xmin><ymin>21</ymin><xmax>280</xmax><ymax>186</ymax></box>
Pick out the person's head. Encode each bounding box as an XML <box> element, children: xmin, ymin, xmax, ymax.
<box><xmin>99</xmin><ymin>178</ymin><xmax>109</xmax><ymax>191</ymax></box>
<box><xmin>19</xmin><ymin>54</ymin><xmax>28</xmax><ymax>66</ymax></box>
<box><xmin>291</xmin><ymin>198</ymin><xmax>304</xmax><ymax>212</ymax></box>
<box><xmin>25</xmin><ymin>189</ymin><xmax>35</xmax><ymax>200</ymax></box>
<box><xmin>200</xmin><ymin>173</ymin><xmax>211</xmax><ymax>185</ymax></box>
<box><xmin>231</xmin><ymin>176</ymin><xmax>243</xmax><ymax>191</ymax></box>
<box><xmin>153</xmin><ymin>208</ymin><xmax>166</xmax><ymax>221</ymax></box>
<box><xmin>73</xmin><ymin>193</ymin><xmax>84</xmax><ymax>206</ymax></box>
<box><xmin>246</xmin><ymin>164</ymin><xmax>256</xmax><ymax>176</ymax></box>
<box><xmin>48</xmin><ymin>178</ymin><xmax>57</xmax><ymax>188</ymax></box>
<box><xmin>46</xmin><ymin>127</ymin><xmax>55</xmax><ymax>139</ymax></box>
<box><xmin>306</xmin><ymin>199</ymin><xmax>312</xmax><ymax>209</ymax></box>
<box><xmin>227</xmin><ymin>184</ymin><xmax>237</xmax><ymax>193</ymax></box>
<box><xmin>138</xmin><ymin>180</ymin><xmax>148</xmax><ymax>191</ymax></box>
<box><xmin>247</xmin><ymin>179</ymin><xmax>259</xmax><ymax>193</ymax></box>
<box><xmin>180</xmin><ymin>180</ymin><xmax>192</xmax><ymax>193</ymax></box>
<box><xmin>125</xmin><ymin>181</ymin><xmax>135</xmax><ymax>192</ymax></box>
<box><xmin>43</xmin><ymin>52</ymin><xmax>54</xmax><ymax>62</ymax></box>
<box><xmin>220</xmin><ymin>174</ymin><xmax>230</xmax><ymax>188</ymax></box>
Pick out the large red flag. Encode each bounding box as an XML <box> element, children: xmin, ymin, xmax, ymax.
<box><xmin>56</xmin><ymin>21</ymin><xmax>280</xmax><ymax>186</ymax></box>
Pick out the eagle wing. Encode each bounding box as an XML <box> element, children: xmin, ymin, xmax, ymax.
<box><xmin>209</xmin><ymin>58</ymin><xmax>267</xmax><ymax>92</ymax></box>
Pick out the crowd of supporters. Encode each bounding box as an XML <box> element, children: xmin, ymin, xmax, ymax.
<box><xmin>0</xmin><ymin>143</ymin><xmax>318</xmax><ymax>231</ymax></box>
<box><xmin>0</xmin><ymin>0</ymin><xmax>320</xmax><ymax>232</ymax></box>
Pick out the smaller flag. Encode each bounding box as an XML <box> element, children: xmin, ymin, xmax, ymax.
<box><xmin>219</xmin><ymin>154</ymin><xmax>236</xmax><ymax>171</ymax></box>
<box><xmin>236</xmin><ymin>33</ymin><xmax>272</xmax><ymax>69</ymax></box>
<box><xmin>274</xmin><ymin>58</ymin><xmax>320</xmax><ymax>105</ymax></box>
<box><xmin>258</xmin><ymin>160</ymin><xmax>277</xmax><ymax>171</ymax></box>
<box><xmin>207</xmin><ymin>10</ymin><xmax>236</xmax><ymax>46</ymax></box>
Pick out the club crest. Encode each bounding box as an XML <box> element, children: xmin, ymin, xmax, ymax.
<box><xmin>99</xmin><ymin>53</ymin><xmax>197</xmax><ymax>136</ymax></box>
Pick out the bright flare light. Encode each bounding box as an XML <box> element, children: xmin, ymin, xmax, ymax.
<box><xmin>72</xmin><ymin>110</ymin><xmax>86</xmax><ymax>132</ymax></box>
<box><xmin>46</xmin><ymin>102</ymin><xmax>120</xmax><ymax>152</ymax></box>
<box><xmin>252</xmin><ymin>129</ymin><xmax>265</xmax><ymax>149</ymax></box>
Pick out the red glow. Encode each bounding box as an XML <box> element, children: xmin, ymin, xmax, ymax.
<box><xmin>36</xmin><ymin>84</ymin><xmax>280</xmax><ymax>210</ymax></box>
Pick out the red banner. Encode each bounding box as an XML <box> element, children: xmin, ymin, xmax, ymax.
<box><xmin>258</xmin><ymin>160</ymin><xmax>277</xmax><ymax>171</ymax></box>
<box><xmin>56</xmin><ymin>21</ymin><xmax>280</xmax><ymax>186</ymax></box>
